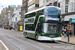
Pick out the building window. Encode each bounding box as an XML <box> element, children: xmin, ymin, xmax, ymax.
<box><xmin>65</xmin><ymin>0</ymin><xmax>69</xmax><ymax>13</ymax></box>
<box><xmin>54</xmin><ymin>2</ymin><xmax>60</xmax><ymax>7</ymax></box>
<box><xmin>74</xmin><ymin>4</ymin><xmax>75</xmax><ymax>11</ymax></box>
<box><xmin>19</xmin><ymin>12</ymin><xmax>21</xmax><ymax>15</ymax></box>
<box><xmin>70</xmin><ymin>3</ymin><xmax>73</xmax><ymax>11</ymax></box>
<box><xmin>65</xmin><ymin>0</ymin><xmax>69</xmax><ymax>4</ymax></box>
<box><xmin>65</xmin><ymin>6</ymin><xmax>68</xmax><ymax>13</ymax></box>
<box><xmin>43</xmin><ymin>0</ymin><xmax>45</xmax><ymax>4</ymax></box>
<box><xmin>16</xmin><ymin>17</ymin><xmax>17</xmax><ymax>21</ymax></box>
<box><xmin>54</xmin><ymin>2</ymin><xmax>57</xmax><ymax>6</ymax></box>
<box><xmin>35</xmin><ymin>4</ymin><xmax>39</xmax><ymax>7</ymax></box>
<box><xmin>46</xmin><ymin>0</ymin><xmax>48</xmax><ymax>2</ymax></box>
<box><xmin>70</xmin><ymin>2</ymin><xmax>75</xmax><ymax>12</ymax></box>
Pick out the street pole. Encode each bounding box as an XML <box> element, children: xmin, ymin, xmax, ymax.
<box><xmin>68</xmin><ymin>29</ymin><xmax>69</xmax><ymax>42</ymax></box>
<box><xmin>57</xmin><ymin>0</ymin><xmax>58</xmax><ymax>7</ymax></box>
<box><xmin>68</xmin><ymin>18</ymin><xmax>72</xmax><ymax>42</ymax></box>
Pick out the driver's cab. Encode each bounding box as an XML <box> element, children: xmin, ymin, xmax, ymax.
<box><xmin>36</xmin><ymin>15</ymin><xmax>62</xmax><ymax>35</ymax></box>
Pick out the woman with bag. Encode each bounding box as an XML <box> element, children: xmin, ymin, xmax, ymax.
<box><xmin>64</xmin><ymin>29</ymin><xmax>67</xmax><ymax>38</ymax></box>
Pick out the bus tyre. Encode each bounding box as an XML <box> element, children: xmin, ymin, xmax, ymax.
<box><xmin>25</xmin><ymin>33</ymin><xmax>28</xmax><ymax>38</ymax></box>
<box><xmin>52</xmin><ymin>41</ymin><xmax>55</xmax><ymax>43</ymax></box>
<box><xmin>35</xmin><ymin>35</ymin><xmax>38</xmax><ymax>40</ymax></box>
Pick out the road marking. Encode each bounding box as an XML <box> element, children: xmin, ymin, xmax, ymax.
<box><xmin>2</xmin><ymin>35</ymin><xmax>44</xmax><ymax>50</ymax></box>
<box><xmin>20</xmin><ymin>32</ymin><xmax>23</xmax><ymax>33</ymax></box>
<box><xmin>57</xmin><ymin>42</ymin><xmax>75</xmax><ymax>46</ymax></box>
<box><xmin>39</xmin><ymin>43</ymin><xmax>51</xmax><ymax>48</ymax></box>
<box><xmin>0</xmin><ymin>40</ymin><xmax>9</xmax><ymax>50</ymax></box>
<box><xmin>49</xmin><ymin>44</ymin><xmax>60</xmax><ymax>45</ymax></box>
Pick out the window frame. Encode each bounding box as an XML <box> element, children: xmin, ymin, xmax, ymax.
<box><xmin>25</xmin><ymin>16</ymin><xmax>36</xmax><ymax>24</ymax></box>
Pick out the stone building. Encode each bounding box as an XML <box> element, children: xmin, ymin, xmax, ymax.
<box><xmin>18</xmin><ymin>0</ymin><xmax>28</xmax><ymax>25</ymax></box>
<box><xmin>28</xmin><ymin>0</ymin><xmax>39</xmax><ymax>12</ymax></box>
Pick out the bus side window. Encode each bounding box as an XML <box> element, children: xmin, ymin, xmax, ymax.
<box><xmin>36</xmin><ymin>23</ymin><xmax>42</xmax><ymax>32</ymax></box>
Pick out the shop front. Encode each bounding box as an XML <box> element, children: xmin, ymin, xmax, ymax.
<box><xmin>71</xmin><ymin>19</ymin><xmax>75</xmax><ymax>36</ymax></box>
<box><xmin>62</xmin><ymin>12</ymin><xmax>75</xmax><ymax>36</ymax></box>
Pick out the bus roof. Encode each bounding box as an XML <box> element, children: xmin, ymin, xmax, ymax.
<box><xmin>24</xmin><ymin>6</ymin><xmax>61</xmax><ymax>15</ymax></box>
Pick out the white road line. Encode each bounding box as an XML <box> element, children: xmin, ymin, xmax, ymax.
<box><xmin>2</xmin><ymin>35</ymin><xmax>44</xmax><ymax>50</ymax></box>
<box><xmin>0</xmin><ymin>40</ymin><xmax>9</xmax><ymax>50</ymax></box>
<box><xmin>58</xmin><ymin>42</ymin><xmax>75</xmax><ymax>46</ymax></box>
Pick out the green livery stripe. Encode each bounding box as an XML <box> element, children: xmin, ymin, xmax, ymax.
<box><xmin>39</xmin><ymin>17</ymin><xmax>45</xmax><ymax>23</ymax></box>
<box><xmin>23</xmin><ymin>32</ymin><xmax>61</xmax><ymax>38</ymax></box>
<box><xmin>41</xmin><ymin>33</ymin><xmax>61</xmax><ymax>38</ymax></box>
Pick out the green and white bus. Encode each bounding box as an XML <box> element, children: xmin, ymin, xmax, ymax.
<box><xmin>23</xmin><ymin>6</ymin><xmax>62</xmax><ymax>41</ymax></box>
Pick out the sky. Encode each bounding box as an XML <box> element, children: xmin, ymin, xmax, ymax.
<box><xmin>0</xmin><ymin>0</ymin><xmax>22</xmax><ymax>14</ymax></box>
<box><xmin>0</xmin><ymin>0</ymin><xmax>62</xmax><ymax>14</ymax></box>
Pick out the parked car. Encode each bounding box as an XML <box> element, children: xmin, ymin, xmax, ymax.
<box><xmin>4</xmin><ymin>25</ymin><xmax>8</xmax><ymax>29</ymax></box>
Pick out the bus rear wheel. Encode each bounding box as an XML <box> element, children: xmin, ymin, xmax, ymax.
<box><xmin>52</xmin><ymin>41</ymin><xmax>55</xmax><ymax>43</ymax></box>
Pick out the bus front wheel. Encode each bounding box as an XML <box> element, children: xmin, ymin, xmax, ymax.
<box><xmin>35</xmin><ymin>35</ymin><xmax>38</xmax><ymax>40</ymax></box>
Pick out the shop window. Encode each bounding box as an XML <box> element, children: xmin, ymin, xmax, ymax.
<box><xmin>35</xmin><ymin>4</ymin><xmax>39</xmax><ymax>7</ymax></box>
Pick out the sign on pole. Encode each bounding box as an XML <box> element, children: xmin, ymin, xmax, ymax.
<box><xmin>49</xmin><ymin>3</ymin><xmax>52</xmax><ymax>6</ymax></box>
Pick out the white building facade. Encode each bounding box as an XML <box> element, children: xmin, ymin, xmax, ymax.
<box><xmin>12</xmin><ymin>9</ymin><xmax>21</xmax><ymax>23</ymax></box>
<box><xmin>60</xmin><ymin>0</ymin><xmax>75</xmax><ymax>14</ymax></box>
<box><xmin>9</xmin><ymin>8</ymin><xmax>21</xmax><ymax>30</ymax></box>
<box><xmin>60</xmin><ymin>0</ymin><xmax>75</xmax><ymax>36</ymax></box>
<box><xmin>39</xmin><ymin>0</ymin><xmax>60</xmax><ymax>7</ymax></box>
<box><xmin>39</xmin><ymin>0</ymin><xmax>75</xmax><ymax>14</ymax></box>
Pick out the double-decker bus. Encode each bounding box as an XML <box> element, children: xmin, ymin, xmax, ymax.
<box><xmin>23</xmin><ymin>6</ymin><xmax>62</xmax><ymax>41</ymax></box>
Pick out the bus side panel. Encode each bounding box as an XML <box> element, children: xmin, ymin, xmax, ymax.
<box><xmin>23</xmin><ymin>32</ymin><xmax>26</xmax><ymax>37</ymax></box>
<box><xmin>27</xmin><ymin>32</ymin><xmax>35</xmax><ymax>39</ymax></box>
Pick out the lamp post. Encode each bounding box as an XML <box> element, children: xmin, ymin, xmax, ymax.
<box><xmin>57</xmin><ymin>0</ymin><xmax>58</xmax><ymax>7</ymax></box>
<box><xmin>68</xmin><ymin>18</ymin><xmax>72</xmax><ymax>42</ymax></box>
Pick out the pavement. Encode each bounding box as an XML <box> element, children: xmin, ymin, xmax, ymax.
<box><xmin>61</xmin><ymin>36</ymin><xmax>75</xmax><ymax>45</ymax></box>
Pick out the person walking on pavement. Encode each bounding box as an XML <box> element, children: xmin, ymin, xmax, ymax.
<box><xmin>64</xmin><ymin>29</ymin><xmax>67</xmax><ymax>38</ymax></box>
<box><xmin>69</xmin><ymin>29</ymin><xmax>72</xmax><ymax>37</ymax></box>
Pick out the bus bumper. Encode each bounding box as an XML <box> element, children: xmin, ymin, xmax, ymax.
<box><xmin>38</xmin><ymin>36</ymin><xmax>61</xmax><ymax>41</ymax></box>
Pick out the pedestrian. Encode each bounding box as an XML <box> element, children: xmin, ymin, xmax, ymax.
<box><xmin>64</xmin><ymin>29</ymin><xmax>67</xmax><ymax>38</ymax></box>
<box><xmin>62</xmin><ymin>31</ymin><xmax>64</xmax><ymax>35</ymax></box>
<box><xmin>64</xmin><ymin>33</ymin><xmax>67</xmax><ymax>38</ymax></box>
<box><xmin>9</xmin><ymin>25</ymin><xmax>13</xmax><ymax>30</ymax></box>
<box><xmin>65</xmin><ymin>29</ymin><xmax>69</xmax><ymax>36</ymax></box>
<box><xmin>62</xmin><ymin>28</ymin><xmax>65</xmax><ymax>35</ymax></box>
<box><xmin>69</xmin><ymin>29</ymin><xmax>72</xmax><ymax>37</ymax></box>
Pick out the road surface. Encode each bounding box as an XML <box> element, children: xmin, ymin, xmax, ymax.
<box><xmin>0</xmin><ymin>28</ymin><xmax>75</xmax><ymax>50</ymax></box>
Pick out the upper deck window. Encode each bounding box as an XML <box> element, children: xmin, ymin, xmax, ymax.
<box><xmin>45</xmin><ymin>7</ymin><xmax>60</xmax><ymax>15</ymax></box>
<box><xmin>25</xmin><ymin>17</ymin><xmax>35</xmax><ymax>24</ymax></box>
